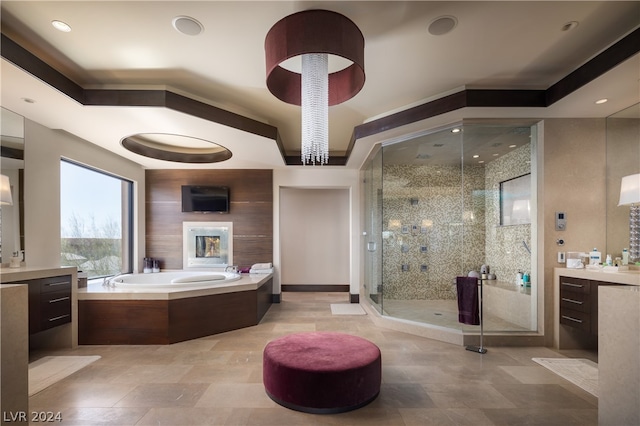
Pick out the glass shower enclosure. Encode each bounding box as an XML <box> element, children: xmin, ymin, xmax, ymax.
<box><xmin>362</xmin><ymin>121</ymin><xmax>538</xmax><ymax>334</ymax></box>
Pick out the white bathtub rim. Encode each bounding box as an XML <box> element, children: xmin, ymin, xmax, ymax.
<box><xmin>110</xmin><ymin>270</ymin><xmax>241</xmax><ymax>288</ymax></box>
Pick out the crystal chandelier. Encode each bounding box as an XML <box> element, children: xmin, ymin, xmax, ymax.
<box><xmin>265</xmin><ymin>10</ymin><xmax>365</xmax><ymax>165</ymax></box>
<box><xmin>301</xmin><ymin>53</ymin><xmax>328</xmax><ymax>164</ymax></box>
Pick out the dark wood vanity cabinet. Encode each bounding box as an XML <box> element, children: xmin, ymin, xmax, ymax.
<box><xmin>559</xmin><ymin>275</ymin><xmax>611</xmax><ymax>336</ymax></box>
<box><xmin>28</xmin><ymin>275</ymin><xmax>72</xmax><ymax>334</ymax></box>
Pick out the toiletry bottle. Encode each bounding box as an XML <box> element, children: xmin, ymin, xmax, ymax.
<box><xmin>143</xmin><ymin>257</ymin><xmax>153</xmax><ymax>273</ymax></box>
<box><xmin>516</xmin><ymin>271</ymin><xmax>523</xmax><ymax>286</ymax></box>
<box><xmin>589</xmin><ymin>248</ymin><xmax>601</xmax><ymax>265</ymax></box>
<box><xmin>523</xmin><ymin>272</ymin><xmax>530</xmax><ymax>287</ymax></box>
<box><xmin>622</xmin><ymin>248</ymin><xmax>629</xmax><ymax>265</ymax></box>
<box><xmin>605</xmin><ymin>254</ymin><xmax>612</xmax><ymax>266</ymax></box>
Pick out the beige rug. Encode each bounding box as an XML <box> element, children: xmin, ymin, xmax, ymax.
<box><xmin>29</xmin><ymin>355</ymin><xmax>101</xmax><ymax>396</ymax></box>
<box><xmin>532</xmin><ymin>357</ymin><xmax>598</xmax><ymax>397</ymax></box>
<box><xmin>330</xmin><ymin>303</ymin><xmax>366</xmax><ymax>315</ymax></box>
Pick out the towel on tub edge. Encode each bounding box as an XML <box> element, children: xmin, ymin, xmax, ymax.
<box><xmin>252</xmin><ymin>262</ymin><xmax>273</xmax><ymax>270</ymax></box>
<box><xmin>250</xmin><ymin>267</ymin><xmax>274</xmax><ymax>274</ymax></box>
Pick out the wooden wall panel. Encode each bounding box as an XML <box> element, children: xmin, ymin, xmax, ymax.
<box><xmin>145</xmin><ymin>169</ymin><xmax>273</xmax><ymax>270</ymax></box>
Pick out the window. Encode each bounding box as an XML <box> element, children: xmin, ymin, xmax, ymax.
<box><xmin>60</xmin><ymin>160</ymin><xmax>133</xmax><ymax>278</ymax></box>
<box><xmin>500</xmin><ymin>173</ymin><xmax>531</xmax><ymax>226</ymax></box>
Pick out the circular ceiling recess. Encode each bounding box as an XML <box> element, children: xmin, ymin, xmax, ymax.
<box><xmin>121</xmin><ymin>133</ymin><xmax>232</xmax><ymax>163</ymax></box>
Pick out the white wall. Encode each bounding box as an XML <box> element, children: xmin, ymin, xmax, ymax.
<box><xmin>273</xmin><ymin>168</ymin><xmax>360</xmax><ymax>295</ymax></box>
<box><xmin>23</xmin><ymin>120</ymin><xmax>145</xmax><ymax>269</ymax></box>
<box><xmin>280</xmin><ymin>188</ymin><xmax>350</xmax><ymax>285</ymax></box>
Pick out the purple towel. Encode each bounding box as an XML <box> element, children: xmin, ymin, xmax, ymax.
<box><xmin>456</xmin><ymin>276</ymin><xmax>480</xmax><ymax>325</ymax></box>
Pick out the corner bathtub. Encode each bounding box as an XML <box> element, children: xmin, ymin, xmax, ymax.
<box><xmin>109</xmin><ymin>271</ymin><xmax>241</xmax><ymax>289</ymax></box>
<box><xmin>77</xmin><ymin>271</ymin><xmax>273</xmax><ymax>345</ymax></box>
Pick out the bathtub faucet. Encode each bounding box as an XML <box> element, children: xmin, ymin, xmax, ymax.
<box><xmin>103</xmin><ymin>272</ymin><xmax>127</xmax><ymax>288</ymax></box>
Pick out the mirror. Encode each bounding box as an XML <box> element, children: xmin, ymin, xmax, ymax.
<box><xmin>606</xmin><ymin>102</ymin><xmax>640</xmax><ymax>262</ymax></box>
<box><xmin>1</xmin><ymin>107</ymin><xmax>25</xmax><ymax>263</ymax></box>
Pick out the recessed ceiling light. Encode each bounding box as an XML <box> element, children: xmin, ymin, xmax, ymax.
<box><xmin>21</xmin><ymin>98</ymin><xmax>35</xmax><ymax>104</ymax></box>
<box><xmin>451</xmin><ymin>128</ymin><xmax>461</xmax><ymax>133</ymax></box>
<box><xmin>493</xmin><ymin>153</ymin><xmax>499</xmax><ymax>157</ymax></box>
<box><xmin>509</xmin><ymin>144</ymin><xmax>517</xmax><ymax>148</ymax></box>
<box><xmin>478</xmin><ymin>160</ymin><xmax>485</xmax><ymax>164</ymax></box>
<box><xmin>428</xmin><ymin>16</ymin><xmax>458</xmax><ymax>36</ymax></box>
<box><xmin>595</xmin><ymin>98</ymin><xmax>608</xmax><ymax>104</ymax></box>
<box><xmin>52</xmin><ymin>20</ymin><xmax>71</xmax><ymax>32</ymax></box>
<box><xmin>561</xmin><ymin>21</ymin><xmax>579</xmax><ymax>32</ymax></box>
<box><xmin>472</xmin><ymin>154</ymin><xmax>479</xmax><ymax>158</ymax></box>
<box><xmin>172</xmin><ymin>16</ymin><xmax>204</xmax><ymax>36</ymax></box>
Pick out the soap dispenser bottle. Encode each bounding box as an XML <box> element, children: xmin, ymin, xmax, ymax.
<box><xmin>622</xmin><ymin>248</ymin><xmax>629</xmax><ymax>265</ymax></box>
<box><xmin>589</xmin><ymin>248</ymin><xmax>601</xmax><ymax>265</ymax></box>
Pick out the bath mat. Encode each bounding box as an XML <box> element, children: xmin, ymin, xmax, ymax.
<box><xmin>29</xmin><ymin>355</ymin><xmax>101</xmax><ymax>396</ymax></box>
<box><xmin>532</xmin><ymin>357</ymin><xmax>598</xmax><ymax>397</ymax></box>
<box><xmin>330</xmin><ymin>304</ymin><xmax>366</xmax><ymax>315</ymax></box>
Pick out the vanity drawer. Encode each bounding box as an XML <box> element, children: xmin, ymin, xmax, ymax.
<box><xmin>560</xmin><ymin>308</ymin><xmax>591</xmax><ymax>332</ymax></box>
<box><xmin>40</xmin><ymin>276</ymin><xmax>72</xmax><ymax>293</ymax></box>
<box><xmin>41</xmin><ymin>290</ymin><xmax>71</xmax><ymax>330</ymax></box>
<box><xmin>560</xmin><ymin>291</ymin><xmax>591</xmax><ymax>313</ymax></box>
<box><xmin>560</xmin><ymin>277</ymin><xmax>590</xmax><ymax>294</ymax></box>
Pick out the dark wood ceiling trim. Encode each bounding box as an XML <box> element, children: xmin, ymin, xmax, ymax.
<box><xmin>2</xmin><ymin>26</ymin><xmax>638</xmax><ymax>167</ymax></box>
<box><xmin>353</xmin><ymin>28</ymin><xmax>639</xmax><ymax>151</ymax></box>
<box><xmin>1</xmin><ymin>34</ymin><xmax>84</xmax><ymax>102</ymax></box>
<box><xmin>354</xmin><ymin>91</ymin><xmax>467</xmax><ymax>140</ymax></box>
<box><xmin>164</xmin><ymin>92</ymin><xmax>277</xmax><ymax>141</ymax></box>
<box><xmin>0</xmin><ymin>146</ymin><xmax>24</xmax><ymax>160</ymax></box>
<box><xmin>546</xmin><ymin>27</ymin><xmax>640</xmax><ymax>106</ymax></box>
<box><xmin>1</xmin><ymin>33</ymin><xmax>279</xmax><ymax>152</ymax></box>
<box><xmin>465</xmin><ymin>89</ymin><xmax>547</xmax><ymax>107</ymax></box>
<box><xmin>83</xmin><ymin>89</ymin><xmax>167</xmax><ymax>107</ymax></box>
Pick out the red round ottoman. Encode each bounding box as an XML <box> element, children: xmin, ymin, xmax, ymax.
<box><xmin>263</xmin><ymin>332</ymin><xmax>381</xmax><ymax>414</ymax></box>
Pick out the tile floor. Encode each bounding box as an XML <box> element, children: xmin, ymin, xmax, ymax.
<box><xmin>29</xmin><ymin>292</ymin><xmax>597</xmax><ymax>425</ymax></box>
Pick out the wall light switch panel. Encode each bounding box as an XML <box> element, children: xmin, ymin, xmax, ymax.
<box><xmin>558</xmin><ymin>252</ymin><xmax>566</xmax><ymax>263</ymax></box>
<box><xmin>555</xmin><ymin>211</ymin><xmax>566</xmax><ymax>231</ymax></box>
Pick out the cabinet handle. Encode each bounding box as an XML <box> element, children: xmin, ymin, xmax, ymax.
<box><xmin>561</xmin><ymin>315</ymin><xmax>583</xmax><ymax>324</ymax></box>
<box><xmin>48</xmin><ymin>314</ymin><xmax>70</xmax><ymax>322</ymax></box>
<box><xmin>49</xmin><ymin>296</ymin><xmax>70</xmax><ymax>303</ymax></box>
<box><xmin>45</xmin><ymin>281</ymin><xmax>70</xmax><ymax>287</ymax></box>
<box><xmin>561</xmin><ymin>282</ymin><xmax>584</xmax><ymax>288</ymax></box>
<box><xmin>561</xmin><ymin>298</ymin><xmax>583</xmax><ymax>305</ymax></box>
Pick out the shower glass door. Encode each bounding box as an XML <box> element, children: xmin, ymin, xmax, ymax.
<box><xmin>363</xmin><ymin>148</ymin><xmax>383</xmax><ymax>314</ymax></box>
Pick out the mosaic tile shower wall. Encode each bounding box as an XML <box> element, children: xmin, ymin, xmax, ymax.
<box><xmin>381</xmin><ymin>164</ymin><xmax>485</xmax><ymax>300</ymax></box>
<box><xmin>380</xmin><ymin>143</ymin><xmax>532</xmax><ymax>301</ymax></box>
<box><xmin>485</xmin><ymin>144</ymin><xmax>532</xmax><ymax>285</ymax></box>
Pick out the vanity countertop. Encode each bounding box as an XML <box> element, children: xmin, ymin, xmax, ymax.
<box><xmin>554</xmin><ymin>267</ymin><xmax>640</xmax><ymax>286</ymax></box>
<box><xmin>0</xmin><ymin>265</ymin><xmax>78</xmax><ymax>283</ymax></box>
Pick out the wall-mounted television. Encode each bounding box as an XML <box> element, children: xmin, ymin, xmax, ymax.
<box><xmin>181</xmin><ymin>185</ymin><xmax>229</xmax><ymax>213</ymax></box>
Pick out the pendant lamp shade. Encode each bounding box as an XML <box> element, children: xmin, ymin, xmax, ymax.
<box><xmin>265</xmin><ymin>10</ymin><xmax>365</xmax><ymax>165</ymax></box>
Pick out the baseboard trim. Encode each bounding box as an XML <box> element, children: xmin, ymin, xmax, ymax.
<box><xmin>281</xmin><ymin>284</ymin><xmax>349</xmax><ymax>293</ymax></box>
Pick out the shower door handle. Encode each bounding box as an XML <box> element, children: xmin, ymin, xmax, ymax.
<box><xmin>367</xmin><ymin>242</ymin><xmax>377</xmax><ymax>252</ymax></box>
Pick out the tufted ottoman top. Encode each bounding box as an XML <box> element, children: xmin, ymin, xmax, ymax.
<box><xmin>264</xmin><ymin>332</ymin><xmax>380</xmax><ymax>371</ymax></box>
